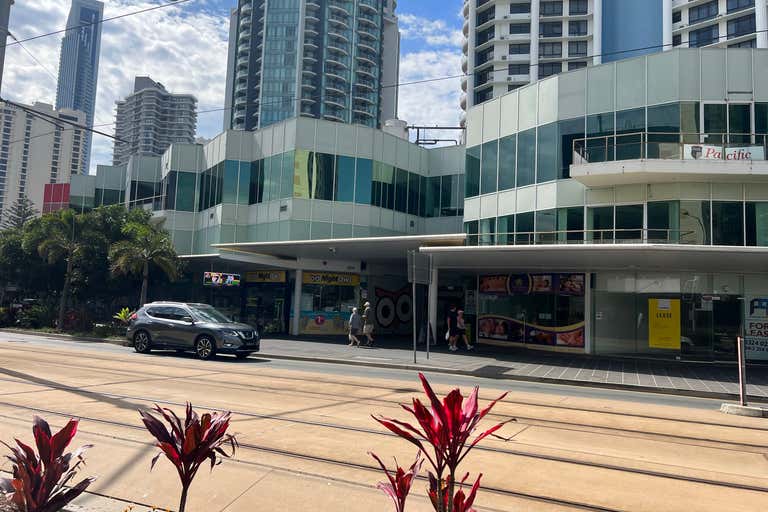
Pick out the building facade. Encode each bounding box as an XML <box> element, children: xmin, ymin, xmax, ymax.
<box><xmin>55</xmin><ymin>0</ymin><xmax>103</xmax><ymax>174</ymax></box>
<box><xmin>223</xmin><ymin>0</ymin><xmax>400</xmax><ymax>132</ymax></box>
<box><xmin>113</xmin><ymin>76</ymin><xmax>197</xmax><ymax>166</ymax></box>
<box><xmin>672</xmin><ymin>0</ymin><xmax>768</xmax><ymax>49</ymax></box>
<box><xmin>0</xmin><ymin>102</ymin><xmax>86</xmax><ymax>217</ymax></box>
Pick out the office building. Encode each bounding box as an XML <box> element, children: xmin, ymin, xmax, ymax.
<box><xmin>223</xmin><ymin>0</ymin><xmax>400</xmax><ymax>132</ymax></box>
<box><xmin>55</xmin><ymin>0</ymin><xmax>104</xmax><ymax>174</ymax></box>
<box><xmin>672</xmin><ymin>0</ymin><xmax>768</xmax><ymax>49</ymax></box>
<box><xmin>113</xmin><ymin>76</ymin><xmax>197</xmax><ymax>166</ymax></box>
<box><xmin>0</xmin><ymin>101</ymin><xmax>86</xmax><ymax>216</ymax></box>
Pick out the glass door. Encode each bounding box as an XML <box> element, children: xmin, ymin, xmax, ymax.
<box><xmin>702</xmin><ymin>103</ymin><xmax>727</xmax><ymax>144</ymax></box>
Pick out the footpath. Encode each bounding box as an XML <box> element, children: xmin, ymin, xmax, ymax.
<box><xmin>2</xmin><ymin>328</ymin><xmax>768</xmax><ymax>402</ymax></box>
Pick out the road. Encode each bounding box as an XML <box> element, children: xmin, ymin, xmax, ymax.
<box><xmin>0</xmin><ymin>332</ymin><xmax>767</xmax><ymax>512</ymax></box>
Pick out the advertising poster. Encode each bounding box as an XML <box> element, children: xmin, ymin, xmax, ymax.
<box><xmin>299</xmin><ymin>311</ymin><xmax>348</xmax><ymax>335</ymax></box>
<box><xmin>477</xmin><ymin>316</ymin><xmax>585</xmax><ymax>348</ymax></box>
<box><xmin>683</xmin><ymin>144</ymin><xmax>765</xmax><ymax>161</ymax></box>
<box><xmin>203</xmin><ymin>272</ymin><xmax>241</xmax><ymax>287</ymax></box>
<box><xmin>745</xmin><ymin>295</ymin><xmax>768</xmax><ymax>360</ymax></box>
<box><xmin>478</xmin><ymin>274</ymin><xmax>585</xmax><ymax>297</ymax></box>
<box><xmin>648</xmin><ymin>298</ymin><xmax>681</xmax><ymax>349</ymax></box>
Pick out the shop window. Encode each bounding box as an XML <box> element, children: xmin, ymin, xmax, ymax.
<box><xmin>354</xmin><ymin>158</ymin><xmax>372</xmax><ymax>205</ymax></box>
<box><xmin>515</xmin><ymin>211</ymin><xmax>534</xmax><ymax>244</ymax></box>
<box><xmin>535</xmin><ymin>209</ymin><xmax>557</xmax><ymax>244</ymax></box>
<box><xmin>615</xmin><ymin>204</ymin><xmax>643</xmax><ymax>241</ymax></box>
<box><xmin>394</xmin><ymin>168</ymin><xmax>408</xmax><ymax>213</ymax></box>
<box><xmin>498</xmin><ymin>135</ymin><xmax>516</xmax><ymax>191</ymax></box>
<box><xmin>408</xmin><ymin>172</ymin><xmax>420</xmax><ymax>216</ymax></box>
<box><xmin>334</xmin><ymin>155</ymin><xmax>355</xmax><ymax>202</ymax></box>
<box><xmin>465</xmin><ymin>220</ymin><xmax>479</xmax><ymax>246</ymax></box>
<box><xmin>481</xmin><ymin>140</ymin><xmax>498</xmax><ymax>194</ymax></box>
<box><xmin>559</xmin><ymin>118</ymin><xmax>584</xmax><ymax>179</ymax></box>
<box><xmin>516</xmin><ymin>128</ymin><xmax>536</xmax><ymax>187</ymax></box>
<box><xmin>680</xmin><ymin>200</ymin><xmax>711</xmax><ymax>245</ymax></box>
<box><xmin>746</xmin><ymin>202</ymin><xmax>768</xmax><ymax>246</ymax></box>
<box><xmin>536</xmin><ymin>123</ymin><xmax>559</xmax><ymax>183</ymax></box>
<box><xmin>616</xmin><ymin>108</ymin><xmax>645</xmax><ymax>160</ymax></box>
<box><xmin>465</xmin><ymin>145</ymin><xmax>481</xmax><ymax>197</ymax></box>
<box><xmin>497</xmin><ymin>214</ymin><xmax>514</xmax><ymax>245</ymax></box>
<box><xmin>712</xmin><ymin>201</ymin><xmax>744</xmax><ymax>246</ymax></box>
<box><xmin>587</xmin><ymin>206</ymin><xmax>613</xmax><ymax>242</ymax></box>
<box><xmin>647</xmin><ymin>201</ymin><xmax>680</xmax><ymax>242</ymax></box>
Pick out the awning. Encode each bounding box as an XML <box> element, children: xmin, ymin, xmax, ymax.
<box><xmin>419</xmin><ymin>244</ymin><xmax>768</xmax><ymax>274</ymax></box>
<box><xmin>213</xmin><ymin>234</ymin><xmax>467</xmax><ymax>266</ymax></box>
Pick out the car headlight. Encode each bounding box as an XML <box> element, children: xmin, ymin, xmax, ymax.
<box><xmin>221</xmin><ymin>329</ymin><xmax>239</xmax><ymax>337</ymax></box>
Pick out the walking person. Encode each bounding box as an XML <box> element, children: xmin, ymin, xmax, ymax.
<box><xmin>362</xmin><ymin>301</ymin><xmax>374</xmax><ymax>346</ymax></box>
<box><xmin>446</xmin><ymin>304</ymin><xmax>459</xmax><ymax>351</ymax></box>
<box><xmin>456</xmin><ymin>310</ymin><xmax>474</xmax><ymax>350</ymax></box>
<box><xmin>348</xmin><ymin>307</ymin><xmax>362</xmax><ymax>347</ymax></box>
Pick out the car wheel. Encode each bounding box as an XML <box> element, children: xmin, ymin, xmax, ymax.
<box><xmin>195</xmin><ymin>336</ymin><xmax>216</xmax><ymax>360</ymax></box>
<box><xmin>133</xmin><ymin>331</ymin><xmax>152</xmax><ymax>354</ymax></box>
<box><xmin>235</xmin><ymin>353</ymin><xmax>249</xmax><ymax>360</ymax></box>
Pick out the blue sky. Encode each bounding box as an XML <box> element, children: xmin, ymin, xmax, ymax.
<box><xmin>5</xmin><ymin>0</ymin><xmax>465</xmax><ymax>172</ymax></box>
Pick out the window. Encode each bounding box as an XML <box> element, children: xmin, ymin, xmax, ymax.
<box><xmin>508</xmin><ymin>63</ymin><xmax>530</xmax><ymax>75</ymax></box>
<box><xmin>541</xmin><ymin>42</ymin><xmax>562</xmax><ymax>57</ymax></box>
<box><xmin>729</xmin><ymin>38</ymin><xmax>756</xmax><ymax>47</ymax></box>
<box><xmin>474</xmin><ymin>87</ymin><xmax>493</xmax><ymax>104</ymax></box>
<box><xmin>509</xmin><ymin>23</ymin><xmax>530</xmax><ymax>34</ymax></box>
<box><xmin>354</xmin><ymin>158</ymin><xmax>372</xmax><ymax>205</ymax></box>
<box><xmin>689</xmin><ymin>0</ymin><xmax>718</xmax><ymax>23</ymax></box>
<box><xmin>394</xmin><ymin>168</ymin><xmax>408</xmax><ymax>213</ymax></box>
<box><xmin>408</xmin><ymin>172</ymin><xmax>420</xmax><ymax>216</ymax></box>
<box><xmin>480</xmin><ymin>141</ymin><xmax>498</xmax><ymax>194</ymax></box>
<box><xmin>465</xmin><ymin>221</ymin><xmax>479</xmax><ymax>246</ymax></box>
<box><xmin>727</xmin><ymin>0</ymin><xmax>754</xmax><ymax>13</ymax></box>
<box><xmin>712</xmin><ymin>202</ymin><xmax>744</xmax><ymax>246</ymax></box>
<box><xmin>540</xmin><ymin>21</ymin><xmax>562</xmax><ymax>37</ymax></box>
<box><xmin>516</xmin><ymin>129</ymin><xmax>536</xmax><ymax>187</ymax></box>
<box><xmin>476</xmin><ymin>26</ymin><xmax>495</xmax><ymax>45</ymax></box>
<box><xmin>569</xmin><ymin>20</ymin><xmax>587</xmax><ymax>36</ymax></box>
<box><xmin>568</xmin><ymin>40</ymin><xmax>587</xmax><ymax>56</ymax></box>
<box><xmin>509</xmin><ymin>43</ymin><xmax>530</xmax><ymax>54</ymax></box>
<box><xmin>568</xmin><ymin>61</ymin><xmax>587</xmax><ymax>70</ymax></box>
<box><xmin>673</xmin><ymin>34</ymin><xmax>682</xmax><ymax>47</ymax></box>
<box><xmin>509</xmin><ymin>3</ymin><xmax>530</xmax><ymax>14</ymax></box>
<box><xmin>335</xmin><ymin>156</ymin><xmax>355</xmax><ymax>202</ymax></box>
<box><xmin>672</xmin><ymin>10</ymin><xmax>681</xmax><ymax>23</ymax></box>
<box><xmin>476</xmin><ymin>6</ymin><xmax>495</xmax><ymax>25</ymax></box>
<box><xmin>587</xmin><ymin>206</ymin><xmax>614</xmax><ymax>242</ymax></box>
<box><xmin>689</xmin><ymin>25</ymin><xmax>719</xmax><ymax>47</ymax></box>
<box><xmin>538</xmin><ymin>62</ymin><xmax>562</xmax><ymax>78</ymax></box>
<box><xmin>476</xmin><ymin>48</ymin><xmax>494</xmax><ymax>65</ymax></box>
<box><xmin>746</xmin><ymin>202</ymin><xmax>768</xmax><ymax>246</ymax></box>
<box><xmin>569</xmin><ymin>0</ymin><xmax>588</xmax><ymax>15</ymax></box>
<box><xmin>615</xmin><ymin>205</ymin><xmax>644</xmax><ymax>241</ymax></box>
<box><xmin>498</xmin><ymin>135</ymin><xmax>516</xmax><ymax>191</ymax></box>
<box><xmin>540</xmin><ymin>1</ymin><xmax>563</xmax><ymax>16</ymax></box>
<box><xmin>515</xmin><ymin>212</ymin><xmax>534</xmax><ymax>244</ymax></box>
<box><xmin>465</xmin><ymin>145</ymin><xmax>480</xmax><ymax>197</ymax></box>
<box><xmin>727</xmin><ymin>14</ymin><xmax>755</xmax><ymax>38</ymax></box>
<box><xmin>537</xmin><ymin>123</ymin><xmax>559</xmax><ymax>183</ymax></box>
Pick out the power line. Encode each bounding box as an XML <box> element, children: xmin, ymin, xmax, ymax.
<box><xmin>7</xmin><ymin>32</ymin><xmax>58</xmax><ymax>84</ymax></box>
<box><xmin>5</xmin><ymin>122</ymin><xmax>114</xmax><ymax>146</ymax></box>
<box><xmin>1</xmin><ymin>0</ymin><xmax>195</xmax><ymax>50</ymax></box>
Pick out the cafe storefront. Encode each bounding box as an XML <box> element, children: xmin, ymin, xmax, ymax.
<box><xmin>296</xmin><ymin>271</ymin><xmax>361</xmax><ymax>335</ymax></box>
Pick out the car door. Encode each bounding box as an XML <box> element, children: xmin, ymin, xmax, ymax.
<box><xmin>163</xmin><ymin>306</ymin><xmax>199</xmax><ymax>349</ymax></box>
<box><xmin>144</xmin><ymin>306</ymin><xmax>175</xmax><ymax>346</ymax></box>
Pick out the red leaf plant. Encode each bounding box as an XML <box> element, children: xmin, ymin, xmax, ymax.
<box><xmin>429</xmin><ymin>473</ymin><xmax>482</xmax><ymax>512</ymax></box>
<box><xmin>139</xmin><ymin>403</ymin><xmax>238</xmax><ymax>512</ymax></box>
<box><xmin>369</xmin><ymin>452</ymin><xmax>423</xmax><ymax>512</ymax></box>
<box><xmin>372</xmin><ymin>373</ymin><xmax>512</xmax><ymax>512</ymax></box>
<box><xmin>0</xmin><ymin>416</ymin><xmax>95</xmax><ymax>512</ymax></box>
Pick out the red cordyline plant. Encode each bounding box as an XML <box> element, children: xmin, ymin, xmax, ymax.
<box><xmin>369</xmin><ymin>453</ymin><xmax>423</xmax><ymax>512</ymax></box>
<box><xmin>372</xmin><ymin>373</ymin><xmax>512</xmax><ymax>512</ymax></box>
<box><xmin>139</xmin><ymin>403</ymin><xmax>238</xmax><ymax>512</ymax></box>
<box><xmin>0</xmin><ymin>416</ymin><xmax>95</xmax><ymax>512</ymax></box>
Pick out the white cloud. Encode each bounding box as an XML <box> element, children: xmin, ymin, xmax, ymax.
<box><xmin>398</xmin><ymin>13</ymin><xmax>463</xmax><ymax>48</ymax></box>
<box><xmin>4</xmin><ymin>0</ymin><xmax>229</xmax><ymax>172</ymax></box>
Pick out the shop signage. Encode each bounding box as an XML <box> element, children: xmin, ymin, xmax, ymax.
<box><xmin>203</xmin><ymin>272</ymin><xmax>240</xmax><ymax>287</ymax></box>
<box><xmin>648</xmin><ymin>298</ymin><xmax>680</xmax><ymax>349</ymax></box>
<box><xmin>744</xmin><ymin>296</ymin><xmax>768</xmax><ymax>361</ymax></box>
<box><xmin>303</xmin><ymin>272</ymin><xmax>360</xmax><ymax>287</ymax></box>
<box><xmin>479</xmin><ymin>273</ymin><xmax>585</xmax><ymax>296</ymax></box>
<box><xmin>683</xmin><ymin>144</ymin><xmax>765</xmax><ymax>161</ymax></box>
<box><xmin>245</xmin><ymin>270</ymin><xmax>287</xmax><ymax>283</ymax></box>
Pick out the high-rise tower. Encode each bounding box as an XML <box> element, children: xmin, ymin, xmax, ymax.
<box><xmin>224</xmin><ymin>0</ymin><xmax>400</xmax><ymax>131</ymax></box>
<box><xmin>55</xmin><ymin>0</ymin><xmax>103</xmax><ymax>174</ymax></box>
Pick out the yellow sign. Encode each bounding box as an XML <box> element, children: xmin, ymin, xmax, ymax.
<box><xmin>245</xmin><ymin>270</ymin><xmax>286</xmax><ymax>283</ymax></box>
<box><xmin>649</xmin><ymin>298</ymin><xmax>681</xmax><ymax>349</ymax></box>
<box><xmin>303</xmin><ymin>272</ymin><xmax>360</xmax><ymax>287</ymax></box>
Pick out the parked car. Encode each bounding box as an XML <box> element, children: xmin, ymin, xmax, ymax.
<box><xmin>126</xmin><ymin>302</ymin><xmax>259</xmax><ymax>360</ymax></box>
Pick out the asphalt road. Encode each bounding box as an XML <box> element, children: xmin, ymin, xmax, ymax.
<box><xmin>0</xmin><ymin>332</ymin><xmax>767</xmax><ymax>512</ymax></box>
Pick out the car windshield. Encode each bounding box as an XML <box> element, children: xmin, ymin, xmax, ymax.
<box><xmin>189</xmin><ymin>305</ymin><xmax>232</xmax><ymax>324</ymax></box>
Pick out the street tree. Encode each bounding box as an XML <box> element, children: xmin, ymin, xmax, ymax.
<box><xmin>0</xmin><ymin>196</ymin><xmax>38</xmax><ymax>231</ymax></box>
<box><xmin>109</xmin><ymin>221</ymin><xmax>179</xmax><ymax>306</ymax></box>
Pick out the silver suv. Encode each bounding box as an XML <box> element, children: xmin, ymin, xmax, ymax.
<box><xmin>127</xmin><ymin>302</ymin><xmax>260</xmax><ymax>360</ymax></box>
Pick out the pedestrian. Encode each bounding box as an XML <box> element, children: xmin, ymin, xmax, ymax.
<box><xmin>446</xmin><ymin>304</ymin><xmax>459</xmax><ymax>351</ymax></box>
<box><xmin>456</xmin><ymin>310</ymin><xmax>474</xmax><ymax>350</ymax></box>
<box><xmin>348</xmin><ymin>307</ymin><xmax>362</xmax><ymax>347</ymax></box>
<box><xmin>362</xmin><ymin>301</ymin><xmax>374</xmax><ymax>346</ymax></box>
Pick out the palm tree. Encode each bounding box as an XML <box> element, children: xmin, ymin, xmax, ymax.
<box><xmin>109</xmin><ymin>222</ymin><xmax>179</xmax><ymax>306</ymax></box>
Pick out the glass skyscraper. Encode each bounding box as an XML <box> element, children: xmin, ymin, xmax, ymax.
<box><xmin>55</xmin><ymin>0</ymin><xmax>104</xmax><ymax>174</ymax></box>
<box><xmin>224</xmin><ymin>0</ymin><xmax>400</xmax><ymax>131</ymax></box>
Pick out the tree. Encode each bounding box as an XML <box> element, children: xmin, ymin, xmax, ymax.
<box><xmin>22</xmin><ymin>210</ymin><xmax>103</xmax><ymax>330</ymax></box>
<box><xmin>109</xmin><ymin>221</ymin><xmax>179</xmax><ymax>306</ymax></box>
<box><xmin>1</xmin><ymin>196</ymin><xmax>38</xmax><ymax>231</ymax></box>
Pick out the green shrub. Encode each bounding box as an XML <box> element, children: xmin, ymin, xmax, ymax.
<box><xmin>92</xmin><ymin>323</ymin><xmax>114</xmax><ymax>338</ymax></box>
<box><xmin>16</xmin><ymin>305</ymin><xmax>52</xmax><ymax>329</ymax></box>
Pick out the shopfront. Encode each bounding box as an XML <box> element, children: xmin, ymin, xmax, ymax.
<box><xmin>477</xmin><ymin>273</ymin><xmax>586</xmax><ymax>352</ymax></box>
<box><xmin>297</xmin><ymin>271</ymin><xmax>360</xmax><ymax>335</ymax></box>
<box><xmin>243</xmin><ymin>270</ymin><xmax>291</xmax><ymax>335</ymax></box>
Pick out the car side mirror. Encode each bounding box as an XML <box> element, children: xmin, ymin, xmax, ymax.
<box><xmin>181</xmin><ymin>316</ymin><xmax>194</xmax><ymax>324</ymax></box>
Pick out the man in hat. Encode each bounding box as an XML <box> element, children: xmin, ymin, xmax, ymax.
<box><xmin>362</xmin><ymin>301</ymin><xmax>374</xmax><ymax>346</ymax></box>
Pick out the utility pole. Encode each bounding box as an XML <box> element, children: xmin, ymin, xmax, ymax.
<box><xmin>0</xmin><ymin>1</ymin><xmax>12</xmax><ymax>95</ymax></box>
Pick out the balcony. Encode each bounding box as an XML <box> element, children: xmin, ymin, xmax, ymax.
<box><xmin>571</xmin><ymin>131</ymin><xmax>768</xmax><ymax>187</ymax></box>
<box><xmin>328</xmin><ymin>14</ymin><xmax>350</xmax><ymax>28</ymax></box>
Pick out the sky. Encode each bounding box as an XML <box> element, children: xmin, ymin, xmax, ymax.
<box><xmin>3</xmin><ymin>0</ymin><xmax>464</xmax><ymax>173</ymax></box>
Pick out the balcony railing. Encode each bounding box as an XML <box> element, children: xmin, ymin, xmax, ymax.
<box><xmin>573</xmin><ymin>131</ymin><xmax>768</xmax><ymax>164</ymax></box>
<box><xmin>468</xmin><ymin>228</ymin><xmax>696</xmax><ymax>247</ymax></box>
